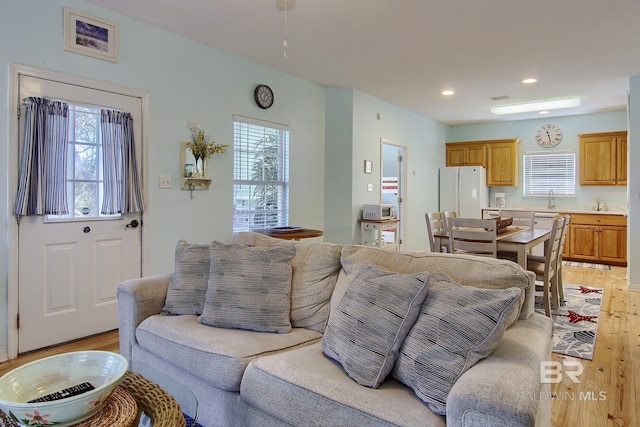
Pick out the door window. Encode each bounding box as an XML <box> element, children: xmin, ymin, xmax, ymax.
<box><xmin>47</xmin><ymin>104</ymin><xmax>118</xmax><ymax>221</ymax></box>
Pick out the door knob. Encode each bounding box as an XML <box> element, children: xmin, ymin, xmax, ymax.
<box><xmin>126</xmin><ymin>220</ymin><xmax>139</xmax><ymax>229</ymax></box>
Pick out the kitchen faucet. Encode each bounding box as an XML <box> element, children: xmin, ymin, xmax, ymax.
<box><xmin>548</xmin><ymin>189</ymin><xmax>555</xmax><ymax>210</ymax></box>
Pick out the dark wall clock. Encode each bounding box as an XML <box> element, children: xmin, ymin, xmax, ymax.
<box><xmin>254</xmin><ymin>84</ymin><xmax>274</xmax><ymax>109</ymax></box>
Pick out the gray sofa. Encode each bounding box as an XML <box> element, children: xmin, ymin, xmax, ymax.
<box><xmin>117</xmin><ymin>232</ymin><xmax>553</xmax><ymax>426</ymax></box>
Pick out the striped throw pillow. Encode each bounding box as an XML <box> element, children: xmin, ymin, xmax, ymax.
<box><xmin>393</xmin><ymin>269</ymin><xmax>522</xmax><ymax>415</ymax></box>
<box><xmin>162</xmin><ymin>240</ymin><xmax>211</xmax><ymax>315</ymax></box>
<box><xmin>198</xmin><ymin>243</ymin><xmax>296</xmax><ymax>333</ymax></box>
<box><xmin>322</xmin><ymin>264</ymin><xmax>429</xmax><ymax>388</ymax></box>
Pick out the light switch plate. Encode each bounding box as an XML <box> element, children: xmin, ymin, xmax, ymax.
<box><xmin>159</xmin><ymin>175</ymin><xmax>172</xmax><ymax>189</ymax></box>
<box><xmin>367</xmin><ymin>184</ymin><xmax>373</xmax><ymax>192</ymax></box>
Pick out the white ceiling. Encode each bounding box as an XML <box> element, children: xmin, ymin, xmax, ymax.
<box><xmin>86</xmin><ymin>0</ymin><xmax>640</xmax><ymax>125</ymax></box>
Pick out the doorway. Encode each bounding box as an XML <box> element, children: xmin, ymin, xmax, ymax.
<box><xmin>381</xmin><ymin>139</ymin><xmax>406</xmax><ymax>250</ymax></box>
<box><xmin>9</xmin><ymin>65</ymin><xmax>148</xmax><ymax>356</ymax></box>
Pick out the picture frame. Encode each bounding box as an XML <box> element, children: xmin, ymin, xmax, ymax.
<box><xmin>64</xmin><ymin>8</ymin><xmax>119</xmax><ymax>63</ymax></box>
<box><xmin>364</xmin><ymin>160</ymin><xmax>373</xmax><ymax>174</ymax></box>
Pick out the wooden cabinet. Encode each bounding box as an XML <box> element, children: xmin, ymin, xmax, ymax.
<box><xmin>564</xmin><ymin>213</ymin><xmax>627</xmax><ymax>266</ymax></box>
<box><xmin>487</xmin><ymin>140</ymin><xmax>518</xmax><ymax>186</ymax></box>
<box><xmin>445</xmin><ymin>138</ymin><xmax>519</xmax><ymax>187</ymax></box>
<box><xmin>446</xmin><ymin>143</ymin><xmax>485</xmax><ymax>166</ymax></box>
<box><xmin>579</xmin><ymin>131</ymin><xmax>627</xmax><ymax>185</ymax></box>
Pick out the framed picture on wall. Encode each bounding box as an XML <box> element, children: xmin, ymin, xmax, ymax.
<box><xmin>64</xmin><ymin>8</ymin><xmax>119</xmax><ymax>63</ymax></box>
<box><xmin>364</xmin><ymin>160</ymin><xmax>373</xmax><ymax>174</ymax></box>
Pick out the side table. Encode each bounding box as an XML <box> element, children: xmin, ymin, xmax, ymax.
<box><xmin>360</xmin><ymin>219</ymin><xmax>400</xmax><ymax>250</ymax></box>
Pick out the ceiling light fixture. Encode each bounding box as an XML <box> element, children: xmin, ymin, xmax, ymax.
<box><xmin>441</xmin><ymin>90</ymin><xmax>455</xmax><ymax>96</ymax></box>
<box><xmin>522</xmin><ymin>78</ymin><xmax>537</xmax><ymax>84</ymax></box>
<box><xmin>539</xmin><ymin>110</ymin><xmax>550</xmax><ymax>115</ymax></box>
<box><xmin>276</xmin><ymin>0</ymin><xmax>296</xmax><ymax>58</ymax></box>
<box><xmin>490</xmin><ymin>97</ymin><xmax>580</xmax><ymax>115</ymax></box>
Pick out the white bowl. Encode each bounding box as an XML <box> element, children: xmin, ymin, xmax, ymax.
<box><xmin>0</xmin><ymin>351</ymin><xmax>128</xmax><ymax>427</ymax></box>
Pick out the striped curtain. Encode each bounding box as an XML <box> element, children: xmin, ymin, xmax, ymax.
<box><xmin>14</xmin><ymin>97</ymin><xmax>69</xmax><ymax>217</ymax></box>
<box><xmin>100</xmin><ymin>109</ymin><xmax>144</xmax><ymax>214</ymax></box>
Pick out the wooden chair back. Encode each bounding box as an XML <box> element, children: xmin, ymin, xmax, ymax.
<box><xmin>425</xmin><ymin>212</ymin><xmax>447</xmax><ymax>252</ymax></box>
<box><xmin>448</xmin><ymin>217</ymin><xmax>497</xmax><ymax>257</ymax></box>
<box><xmin>530</xmin><ymin>216</ymin><xmax>566</xmax><ymax>316</ymax></box>
<box><xmin>499</xmin><ymin>210</ymin><xmax>535</xmax><ymax>229</ymax></box>
<box><xmin>556</xmin><ymin>214</ymin><xmax>571</xmax><ymax>301</ymax></box>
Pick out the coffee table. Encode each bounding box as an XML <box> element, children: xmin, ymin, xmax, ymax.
<box><xmin>0</xmin><ymin>370</ymin><xmax>195</xmax><ymax>427</ymax></box>
<box><xmin>130</xmin><ymin>365</ymin><xmax>199</xmax><ymax>427</ymax></box>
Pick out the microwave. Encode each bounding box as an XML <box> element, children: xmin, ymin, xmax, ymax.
<box><xmin>363</xmin><ymin>204</ymin><xmax>395</xmax><ymax>220</ymax></box>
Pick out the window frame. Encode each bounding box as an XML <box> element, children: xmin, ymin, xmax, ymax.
<box><xmin>522</xmin><ymin>150</ymin><xmax>576</xmax><ymax>198</ymax></box>
<box><xmin>232</xmin><ymin>115</ymin><xmax>290</xmax><ymax>232</ymax></box>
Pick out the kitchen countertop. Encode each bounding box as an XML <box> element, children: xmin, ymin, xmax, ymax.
<box><xmin>482</xmin><ymin>207</ymin><xmax>628</xmax><ymax>216</ymax></box>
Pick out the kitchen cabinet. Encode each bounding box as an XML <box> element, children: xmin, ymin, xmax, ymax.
<box><xmin>445</xmin><ymin>143</ymin><xmax>485</xmax><ymax>166</ymax></box>
<box><xmin>579</xmin><ymin>131</ymin><xmax>627</xmax><ymax>186</ymax></box>
<box><xmin>446</xmin><ymin>138</ymin><xmax>519</xmax><ymax>186</ymax></box>
<box><xmin>564</xmin><ymin>213</ymin><xmax>627</xmax><ymax>266</ymax></box>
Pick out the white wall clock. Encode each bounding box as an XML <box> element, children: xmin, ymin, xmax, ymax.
<box><xmin>536</xmin><ymin>124</ymin><xmax>563</xmax><ymax>148</ymax></box>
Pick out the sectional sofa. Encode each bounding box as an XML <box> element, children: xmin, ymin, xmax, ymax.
<box><xmin>117</xmin><ymin>232</ymin><xmax>553</xmax><ymax>426</ymax></box>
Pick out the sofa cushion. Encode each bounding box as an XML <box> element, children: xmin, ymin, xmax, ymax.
<box><xmin>332</xmin><ymin>245</ymin><xmax>533</xmax><ymax>320</ymax></box>
<box><xmin>136</xmin><ymin>314</ymin><xmax>321</xmax><ymax>391</ymax></box>
<box><xmin>322</xmin><ymin>265</ymin><xmax>429</xmax><ymax>388</ymax></box>
<box><xmin>198</xmin><ymin>243</ymin><xmax>296</xmax><ymax>333</ymax></box>
<box><xmin>232</xmin><ymin>232</ymin><xmax>342</xmax><ymax>333</ymax></box>
<box><xmin>161</xmin><ymin>240</ymin><xmax>210</xmax><ymax>315</ymax></box>
<box><xmin>241</xmin><ymin>342</ymin><xmax>445</xmax><ymax>427</ymax></box>
<box><xmin>392</xmin><ymin>269</ymin><xmax>522</xmax><ymax>415</ymax></box>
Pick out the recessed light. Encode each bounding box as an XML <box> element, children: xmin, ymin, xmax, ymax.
<box><xmin>490</xmin><ymin>97</ymin><xmax>580</xmax><ymax>115</ymax></box>
<box><xmin>522</xmin><ymin>78</ymin><xmax>537</xmax><ymax>84</ymax></box>
<box><xmin>441</xmin><ymin>90</ymin><xmax>455</xmax><ymax>96</ymax></box>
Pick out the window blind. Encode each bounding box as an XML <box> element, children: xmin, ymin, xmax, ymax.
<box><xmin>233</xmin><ymin>115</ymin><xmax>289</xmax><ymax>232</ymax></box>
<box><xmin>523</xmin><ymin>151</ymin><xmax>576</xmax><ymax>197</ymax></box>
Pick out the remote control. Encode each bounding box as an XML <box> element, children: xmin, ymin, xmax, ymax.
<box><xmin>28</xmin><ymin>382</ymin><xmax>95</xmax><ymax>403</ymax></box>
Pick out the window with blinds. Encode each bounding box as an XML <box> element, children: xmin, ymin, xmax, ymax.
<box><xmin>523</xmin><ymin>151</ymin><xmax>576</xmax><ymax>197</ymax></box>
<box><xmin>233</xmin><ymin>115</ymin><xmax>289</xmax><ymax>232</ymax></box>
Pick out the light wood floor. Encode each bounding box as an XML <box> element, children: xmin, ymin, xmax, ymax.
<box><xmin>0</xmin><ymin>266</ymin><xmax>636</xmax><ymax>427</ymax></box>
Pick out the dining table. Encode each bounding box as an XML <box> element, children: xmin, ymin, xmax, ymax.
<box><xmin>253</xmin><ymin>227</ymin><xmax>323</xmax><ymax>241</ymax></box>
<box><xmin>434</xmin><ymin>226</ymin><xmax>551</xmax><ymax>269</ymax></box>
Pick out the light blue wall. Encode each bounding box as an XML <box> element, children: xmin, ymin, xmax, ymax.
<box><xmin>448</xmin><ymin>112</ymin><xmax>628</xmax><ymax>211</ymax></box>
<box><xmin>1</xmin><ymin>0</ymin><xmax>326</xmax><ymax>355</ymax></box>
<box><xmin>325</xmin><ymin>88</ymin><xmax>446</xmax><ymax>251</ymax></box>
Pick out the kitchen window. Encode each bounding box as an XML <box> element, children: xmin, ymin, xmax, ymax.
<box><xmin>523</xmin><ymin>151</ymin><xmax>576</xmax><ymax>197</ymax></box>
<box><xmin>233</xmin><ymin>115</ymin><xmax>289</xmax><ymax>231</ymax></box>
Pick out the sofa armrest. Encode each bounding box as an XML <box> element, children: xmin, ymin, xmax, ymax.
<box><xmin>446</xmin><ymin>313</ymin><xmax>553</xmax><ymax>427</ymax></box>
<box><xmin>117</xmin><ymin>273</ymin><xmax>171</xmax><ymax>362</ymax></box>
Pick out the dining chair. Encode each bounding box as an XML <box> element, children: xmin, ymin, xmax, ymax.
<box><xmin>425</xmin><ymin>212</ymin><xmax>448</xmax><ymax>252</ymax></box>
<box><xmin>496</xmin><ymin>210</ymin><xmax>535</xmax><ymax>261</ymax></box>
<box><xmin>499</xmin><ymin>210</ymin><xmax>535</xmax><ymax>229</ymax></box>
<box><xmin>443</xmin><ymin>211</ymin><xmax>457</xmax><ymax>220</ymax></box>
<box><xmin>448</xmin><ymin>217</ymin><xmax>497</xmax><ymax>258</ymax></box>
<box><xmin>525</xmin><ymin>216</ymin><xmax>566</xmax><ymax>317</ymax></box>
<box><xmin>555</xmin><ymin>214</ymin><xmax>571</xmax><ymax>304</ymax></box>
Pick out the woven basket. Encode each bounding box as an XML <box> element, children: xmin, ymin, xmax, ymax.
<box><xmin>120</xmin><ymin>370</ymin><xmax>186</xmax><ymax>427</ymax></box>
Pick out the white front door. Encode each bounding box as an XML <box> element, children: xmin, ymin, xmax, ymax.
<box><xmin>17</xmin><ymin>75</ymin><xmax>143</xmax><ymax>353</ymax></box>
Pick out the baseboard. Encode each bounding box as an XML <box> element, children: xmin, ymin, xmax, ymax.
<box><xmin>0</xmin><ymin>349</ymin><xmax>8</xmax><ymax>363</ymax></box>
<box><xmin>628</xmin><ymin>283</ymin><xmax>640</xmax><ymax>292</ymax></box>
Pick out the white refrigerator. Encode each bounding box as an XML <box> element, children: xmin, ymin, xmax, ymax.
<box><xmin>439</xmin><ymin>166</ymin><xmax>488</xmax><ymax>218</ymax></box>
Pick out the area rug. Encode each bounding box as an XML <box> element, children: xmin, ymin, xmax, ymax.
<box><xmin>562</xmin><ymin>260</ymin><xmax>611</xmax><ymax>270</ymax></box>
<box><xmin>535</xmin><ymin>285</ymin><xmax>604</xmax><ymax>360</ymax></box>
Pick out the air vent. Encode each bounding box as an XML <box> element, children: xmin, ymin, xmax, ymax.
<box><xmin>490</xmin><ymin>95</ymin><xmax>511</xmax><ymax>101</ymax></box>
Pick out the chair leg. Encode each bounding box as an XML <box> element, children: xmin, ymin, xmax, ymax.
<box><xmin>550</xmin><ymin>275</ymin><xmax>560</xmax><ymax>309</ymax></box>
<box><xmin>542</xmin><ymin>281</ymin><xmax>551</xmax><ymax>317</ymax></box>
<box><xmin>557</xmin><ymin>265</ymin><xmax>565</xmax><ymax>304</ymax></box>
